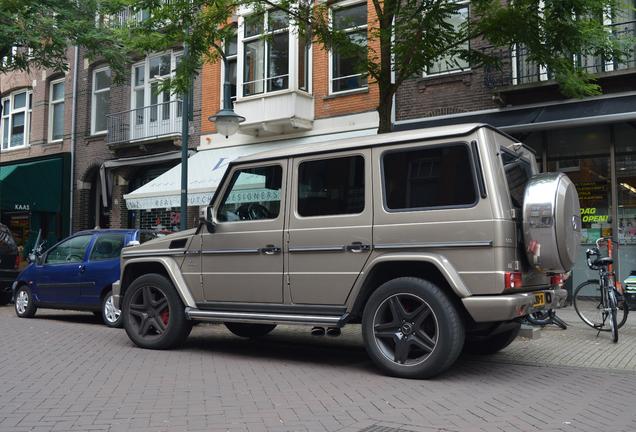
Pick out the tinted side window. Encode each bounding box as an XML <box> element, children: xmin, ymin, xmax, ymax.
<box><xmin>217</xmin><ymin>165</ymin><xmax>282</xmax><ymax>222</ymax></box>
<box><xmin>90</xmin><ymin>234</ymin><xmax>125</xmax><ymax>261</ymax></box>
<box><xmin>383</xmin><ymin>145</ymin><xmax>477</xmax><ymax>210</ymax></box>
<box><xmin>501</xmin><ymin>150</ymin><xmax>532</xmax><ymax>208</ymax></box>
<box><xmin>298</xmin><ymin>156</ymin><xmax>364</xmax><ymax>217</ymax></box>
<box><xmin>46</xmin><ymin>235</ymin><xmax>93</xmax><ymax>264</ymax></box>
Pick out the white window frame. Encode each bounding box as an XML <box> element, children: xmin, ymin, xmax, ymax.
<box><xmin>221</xmin><ymin>25</ymin><xmax>239</xmax><ymax>107</ymax></box>
<box><xmin>240</xmin><ymin>10</ymin><xmax>291</xmax><ymax>97</ymax></box>
<box><xmin>130</xmin><ymin>50</ymin><xmax>182</xmax><ymax>111</ymax></box>
<box><xmin>328</xmin><ymin>0</ymin><xmax>369</xmax><ymax>95</ymax></box>
<box><xmin>48</xmin><ymin>78</ymin><xmax>65</xmax><ymax>143</ymax></box>
<box><xmin>1</xmin><ymin>89</ymin><xmax>32</xmax><ymax>151</ymax></box>
<box><xmin>91</xmin><ymin>66</ymin><xmax>111</xmax><ymax>135</ymax></box>
<box><xmin>423</xmin><ymin>0</ymin><xmax>470</xmax><ymax>78</ymax></box>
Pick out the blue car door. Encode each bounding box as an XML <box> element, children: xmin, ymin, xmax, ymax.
<box><xmin>78</xmin><ymin>232</ymin><xmax>127</xmax><ymax>307</ymax></box>
<box><xmin>34</xmin><ymin>234</ymin><xmax>95</xmax><ymax>304</ymax></box>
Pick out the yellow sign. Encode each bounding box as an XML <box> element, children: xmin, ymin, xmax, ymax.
<box><xmin>580</xmin><ymin>207</ymin><xmax>609</xmax><ymax>223</ymax></box>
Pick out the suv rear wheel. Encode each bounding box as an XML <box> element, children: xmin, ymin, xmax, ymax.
<box><xmin>362</xmin><ymin>277</ymin><xmax>464</xmax><ymax>379</ymax></box>
<box><xmin>122</xmin><ymin>274</ymin><xmax>192</xmax><ymax>350</ymax></box>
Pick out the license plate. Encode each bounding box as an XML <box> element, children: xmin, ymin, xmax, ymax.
<box><xmin>533</xmin><ymin>293</ymin><xmax>546</xmax><ymax>308</ymax></box>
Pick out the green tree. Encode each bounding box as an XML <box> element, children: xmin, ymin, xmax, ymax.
<box><xmin>0</xmin><ymin>0</ymin><xmax>127</xmax><ymax>75</ymax></box>
<box><xmin>9</xmin><ymin>0</ymin><xmax>628</xmax><ymax>133</ymax></box>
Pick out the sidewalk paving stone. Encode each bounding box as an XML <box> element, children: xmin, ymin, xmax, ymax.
<box><xmin>1</xmin><ymin>305</ymin><xmax>636</xmax><ymax>431</ymax></box>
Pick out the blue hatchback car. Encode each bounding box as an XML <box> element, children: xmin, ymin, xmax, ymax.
<box><xmin>13</xmin><ymin>229</ymin><xmax>158</xmax><ymax>327</ymax></box>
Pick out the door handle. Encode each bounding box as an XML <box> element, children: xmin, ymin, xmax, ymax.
<box><xmin>78</xmin><ymin>265</ymin><xmax>86</xmax><ymax>273</ymax></box>
<box><xmin>260</xmin><ymin>245</ymin><xmax>281</xmax><ymax>255</ymax></box>
<box><xmin>346</xmin><ymin>242</ymin><xmax>371</xmax><ymax>253</ymax></box>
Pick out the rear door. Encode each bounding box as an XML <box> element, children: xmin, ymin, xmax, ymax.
<box><xmin>287</xmin><ymin>150</ymin><xmax>372</xmax><ymax>305</ymax></box>
<box><xmin>78</xmin><ymin>232</ymin><xmax>127</xmax><ymax>307</ymax></box>
<box><xmin>35</xmin><ymin>234</ymin><xmax>95</xmax><ymax>304</ymax></box>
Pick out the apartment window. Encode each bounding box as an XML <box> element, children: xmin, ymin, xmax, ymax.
<box><xmin>131</xmin><ymin>51</ymin><xmax>182</xmax><ymax>126</ymax></box>
<box><xmin>92</xmin><ymin>67</ymin><xmax>111</xmax><ymax>135</ymax></box>
<box><xmin>330</xmin><ymin>1</ymin><xmax>368</xmax><ymax>93</ymax></box>
<box><xmin>425</xmin><ymin>1</ymin><xmax>470</xmax><ymax>76</ymax></box>
<box><xmin>224</xmin><ymin>26</ymin><xmax>238</xmax><ymax>104</ymax></box>
<box><xmin>243</xmin><ymin>10</ymin><xmax>290</xmax><ymax>96</ymax></box>
<box><xmin>1</xmin><ymin>89</ymin><xmax>32</xmax><ymax>150</ymax></box>
<box><xmin>49</xmin><ymin>79</ymin><xmax>65</xmax><ymax>142</ymax></box>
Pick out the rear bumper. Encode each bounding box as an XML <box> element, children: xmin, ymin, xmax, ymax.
<box><xmin>462</xmin><ymin>288</ymin><xmax>567</xmax><ymax>323</ymax></box>
<box><xmin>112</xmin><ymin>280</ymin><xmax>121</xmax><ymax>309</ymax></box>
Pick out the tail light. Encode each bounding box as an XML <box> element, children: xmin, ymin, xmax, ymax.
<box><xmin>550</xmin><ymin>274</ymin><xmax>564</xmax><ymax>287</ymax></box>
<box><xmin>504</xmin><ymin>272</ymin><xmax>523</xmax><ymax>290</ymax></box>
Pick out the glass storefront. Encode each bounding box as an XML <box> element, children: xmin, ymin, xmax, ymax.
<box><xmin>519</xmin><ymin>123</ymin><xmax>636</xmax><ymax>288</ymax></box>
<box><xmin>616</xmin><ymin>123</ymin><xmax>636</xmax><ymax>282</ymax></box>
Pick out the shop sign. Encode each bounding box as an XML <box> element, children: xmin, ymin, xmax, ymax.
<box><xmin>14</xmin><ymin>204</ymin><xmax>30</xmax><ymax>211</ymax></box>
<box><xmin>580</xmin><ymin>207</ymin><xmax>609</xmax><ymax>223</ymax></box>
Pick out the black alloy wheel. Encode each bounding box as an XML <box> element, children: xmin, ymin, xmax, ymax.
<box><xmin>122</xmin><ymin>274</ymin><xmax>192</xmax><ymax>350</ymax></box>
<box><xmin>373</xmin><ymin>293</ymin><xmax>438</xmax><ymax>365</ymax></box>
<box><xmin>362</xmin><ymin>277</ymin><xmax>464</xmax><ymax>379</ymax></box>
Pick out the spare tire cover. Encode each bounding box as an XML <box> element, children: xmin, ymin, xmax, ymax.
<box><xmin>523</xmin><ymin>172</ymin><xmax>581</xmax><ymax>273</ymax></box>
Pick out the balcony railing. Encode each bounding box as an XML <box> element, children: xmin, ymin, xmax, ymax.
<box><xmin>484</xmin><ymin>22</ymin><xmax>636</xmax><ymax>89</ymax></box>
<box><xmin>107</xmin><ymin>1</ymin><xmax>174</xmax><ymax>28</ymax></box>
<box><xmin>106</xmin><ymin>100</ymin><xmax>183</xmax><ymax>145</ymax></box>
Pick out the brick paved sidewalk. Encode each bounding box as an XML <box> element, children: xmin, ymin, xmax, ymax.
<box><xmin>1</xmin><ymin>305</ymin><xmax>635</xmax><ymax>432</ymax></box>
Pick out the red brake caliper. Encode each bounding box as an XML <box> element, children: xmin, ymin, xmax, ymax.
<box><xmin>160</xmin><ymin>308</ymin><xmax>169</xmax><ymax>326</ymax></box>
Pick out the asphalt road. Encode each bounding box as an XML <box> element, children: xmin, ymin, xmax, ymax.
<box><xmin>1</xmin><ymin>305</ymin><xmax>635</xmax><ymax>432</ymax></box>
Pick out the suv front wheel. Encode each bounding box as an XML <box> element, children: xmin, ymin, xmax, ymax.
<box><xmin>362</xmin><ymin>277</ymin><xmax>464</xmax><ymax>379</ymax></box>
<box><xmin>122</xmin><ymin>274</ymin><xmax>192</xmax><ymax>350</ymax></box>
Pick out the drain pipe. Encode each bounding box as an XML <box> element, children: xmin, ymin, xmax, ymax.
<box><xmin>69</xmin><ymin>46</ymin><xmax>79</xmax><ymax>235</ymax></box>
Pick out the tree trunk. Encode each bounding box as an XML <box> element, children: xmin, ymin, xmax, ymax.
<box><xmin>377</xmin><ymin>92</ymin><xmax>393</xmax><ymax>134</ymax></box>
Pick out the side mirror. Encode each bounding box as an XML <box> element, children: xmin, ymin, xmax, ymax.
<box><xmin>27</xmin><ymin>253</ymin><xmax>36</xmax><ymax>263</ymax></box>
<box><xmin>126</xmin><ymin>240</ymin><xmax>140</xmax><ymax>247</ymax></box>
<box><xmin>197</xmin><ymin>217</ymin><xmax>215</xmax><ymax>234</ymax></box>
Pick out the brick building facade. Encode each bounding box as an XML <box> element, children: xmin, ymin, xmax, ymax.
<box><xmin>0</xmin><ymin>49</ymin><xmax>75</xmax><ymax>259</ymax></box>
<box><xmin>72</xmin><ymin>47</ymin><xmax>202</xmax><ymax>233</ymax></box>
<box><xmin>130</xmin><ymin>1</ymin><xmax>383</xmax><ymax>215</ymax></box>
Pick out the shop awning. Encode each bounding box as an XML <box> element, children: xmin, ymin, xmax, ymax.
<box><xmin>123</xmin><ymin>143</ymin><xmax>284</xmax><ymax>210</ymax></box>
<box><xmin>394</xmin><ymin>94</ymin><xmax>636</xmax><ymax>133</ymax></box>
<box><xmin>99</xmin><ymin>150</ymin><xmax>194</xmax><ymax>207</ymax></box>
<box><xmin>0</xmin><ymin>158</ymin><xmax>63</xmax><ymax>212</ymax></box>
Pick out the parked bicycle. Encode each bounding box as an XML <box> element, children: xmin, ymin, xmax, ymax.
<box><xmin>573</xmin><ymin>237</ymin><xmax>628</xmax><ymax>343</ymax></box>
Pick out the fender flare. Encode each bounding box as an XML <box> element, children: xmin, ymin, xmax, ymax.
<box><xmin>346</xmin><ymin>252</ymin><xmax>471</xmax><ymax>310</ymax></box>
<box><xmin>121</xmin><ymin>257</ymin><xmax>197</xmax><ymax>308</ymax></box>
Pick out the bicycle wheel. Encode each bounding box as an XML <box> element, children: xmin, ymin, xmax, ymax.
<box><xmin>608</xmin><ymin>290</ymin><xmax>618</xmax><ymax>343</ymax></box>
<box><xmin>573</xmin><ymin>281</ymin><xmax>605</xmax><ymax>330</ymax></box>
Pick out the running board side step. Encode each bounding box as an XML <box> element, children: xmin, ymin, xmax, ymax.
<box><xmin>185</xmin><ymin>308</ymin><xmax>349</xmax><ymax>327</ymax></box>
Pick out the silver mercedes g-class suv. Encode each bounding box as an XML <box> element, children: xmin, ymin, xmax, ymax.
<box><xmin>113</xmin><ymin>124</ymin><xmax>580</xmax><ymax>378</ymax></box>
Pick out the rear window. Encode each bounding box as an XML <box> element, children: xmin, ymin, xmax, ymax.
<box><xmin>501</xmin><ymin>150</ymin><xmax>532</xmax><ymax>208</ymax></box>
<box><xmin>383</xmin><ymin>144</ymin><xmax>477</xmax><ymax>210</ymax></box>
<box><xmin>90</xmin><ymin>234</ymin><xmax>125</xmax><ymax>261</ymax></box>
